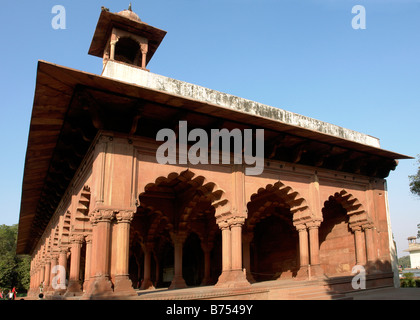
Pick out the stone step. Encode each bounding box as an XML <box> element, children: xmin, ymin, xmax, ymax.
<box><xmin>290</xmin><ymin>285</ymin><xmax>352</xmax><ymax>300</ymax></box>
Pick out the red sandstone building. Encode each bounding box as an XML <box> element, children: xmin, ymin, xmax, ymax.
<box><xmin>18</xmin><ymin>6</ymin><xmax>411</xmax><ymax>300</ymax></box>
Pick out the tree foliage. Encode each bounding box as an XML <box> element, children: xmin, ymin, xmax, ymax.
<box><xmin>0</xmin><ymin>224</ymin><xmax>30</xmax><ymax>293</ymax></box>
<box><xmin>409</xmin><ymin>154</ymin><xmax>420</xmax><ymax>198</ymax></box>
<box><xmin>398</xmin><ymin>255</ymin><xmax>411</xmax><ymax>268</ymax></box>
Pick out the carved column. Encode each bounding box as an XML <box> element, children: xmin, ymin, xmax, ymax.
<box><xmin>140</xmin><ymin>241</ymin><xmax>155</xmax><ymax>290</ymax></box>
<box><xmin>242</xmin><ymin>232</ymin><xmax>255</xmax><ymax>283</ymax></box>
<box><xmin>296</xmin><ymin>223</ymin><xmax>310</xmax><ymax>279</ymax></box>
<box><xmin>83</xmin><ymin>234</ymin><xmax>92</xmax><ymax>291</ymax></box>
<box><xmin>84</xmin><ymin>209</ymin><xmax>114</xmax><ymax>298</ymax></box>
<box><xmin>43</xmin><ymin>256</ymin><xmax>51</xmax><ymax>294</ymax></box>
<box><xmin>47</xmin><ymin>253</ymin><xmax>58</xmax><ymax>293</ymax></box>
<box><xmin>201</xmin><ymin>241</ymin><xmax>213</xmax><ymax>286</ymax></box>
<box><xmin>40</xmin><ymin>263</ymin><xmax>45</xmax><ymax>290</ymax></box>
<box><xmin>113</xmin><ymin>210</ymin><xmax>136</xmax><ymax>295</ymax></box>
<box><xmin>140</xmin><ymin>42</ymin><xmax>148</xmax><ymax>70</ymax></box>
<box><xmin>169</xmin><ymin>233</ymin><xmax>187</xmax><ymax>289</ymax></box>
<box><xmin>307</xmin><ymin>219</ymin><xmax>324</xmax><ymax>278</ymax></box>
<box><xmin>217</xmin><ymin>216</ymin><xmax>250</xmax><ymax>288</ymax></box>
<box><xmin>352</xmin><ymin>225</ymin><xmax>367</xmax><ymax>266</ymax></box>
<box><xmin>110</xmin><ymin>33</ymin><xmax>119</xmax><ymax>61</ymax></box>
<box><xmin>363</xmin><ymin>223</ymin><xmax>377</xmax><ymax>272</ymax></box>
<box><xmin>215</xmin><ymin>220</ymin><xmax>232</xmax><ymax>286</ymax></box>
<box><xmin>65</xmin><ymin>234</ymin><xmax>84</xmax><ymax>296</ymax></box>
<box><xmin>55</xmin><ymin>247</ymin><xmax>68</xmax><ymax>295</ymax></box>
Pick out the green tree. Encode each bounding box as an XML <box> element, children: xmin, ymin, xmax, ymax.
<box><xmin>398</xmin><ymin>255</ymin><xmax>411</xmax><ymax>269</ymax></box>
<box><xmin>0</xmin><ymin>224</ymin><xmax>31</xmax><ymax>294</ymax></box>
<box><xmin>409</xmin><ymin>154</ymin><xmax>420</xmax><ymax>197</ymax></box>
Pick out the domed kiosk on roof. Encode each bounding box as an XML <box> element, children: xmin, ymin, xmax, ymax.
<box><xmin>117</xmin><ymin>3</ymin><xmax>142</xmax><ymax>22</ymax></box>
<box><xmin>88</xmin><ymin>4</ymin><xmax>165</xmax><ymax>71</ymax></box>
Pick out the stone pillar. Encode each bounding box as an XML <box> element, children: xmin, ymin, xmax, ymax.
<box><xmin>169</xmin><ymin>233</ymin><xmax>187</xmax><ymax>289</ymax></box>
<box><xmin>83</xmin><ymin>235</ymin><xmax>92</xmax><ymax>291</ymax></box>
<box><xmin>215</xmin><ymin>220</ymin><xmax>231</xmax><ymax>286</ymax></box>
<box><xmin>43</xmin><ymin>257</ymin><xmax>51</xmax><ymax>294</ymax></box>
<box><xmin>47</xmin><ymin>254</ymin><xmax>58</xmax><ymax>293</ymax></box>
<box><xmin>65</xmin><ymin>234</ymin><xmax>84</xmax><ymax>296</ymax></box>
<box><xmin>363</xmin><ymin>223</ymin><xmax>377</xmax><ymax>271</ymax></box>
<box><xmin>140</xmin><ymin>242</ymin><xmax>155</xmax><ymax>290</ymax></box>
<box><xmin>201</xmin><ymin>242</ymin><xmax>213</xmax><ymax>286</ymax></box>
<box><xmin>154</xmin><ymin>252</ymin><xmax>160</xmax><ymax>287</ymax></box>
<box><xmin>307</xmin><ymin>219</ymin><xmax>324</xmax><ymax>278</ymax></box>
<box><xmin>40</xmin><ymin>263</ymin><xmax>45</xmax><ymax>289</ymax></box>
<box><xmin>55</xmin><ymin>247</ymin><xmax>68</xmax><ymax>295</ymax></box>
<box><xmin>216</xmin><ymin>217</ymin><xmax>250</xmax><ymax>288</ymax></box>
<box><xmin>110</xmin><ymin>33</ymin><xmax>119</xmax><ymax>61</ymax></box>
<box><xmin>140</xmin><ymin>43</ymin><xmax>148</xmax><ymax>69</ymax></box>
<box><xmin>242</xmin><ymin>233</ymin><xmax>255</xmax><ymax>283</ymax></box>
<box><xmin>113</xmin><ymin>210</ymin><xmax>137</xmax><ymax>296</ymax></box>
<box><xmin>352</xmin><ymin>225</ymin><xmax>367</xmax><ymax>266</ymax></box>
<box><xmin>296</xmin><ymin>223</ymin><xmax>310</xmax><ymax>279</ymax></box>
<box><xmin>84</xmin><ymin>209</ymin><xmax>114</xmax><ymax>298</ymax></box>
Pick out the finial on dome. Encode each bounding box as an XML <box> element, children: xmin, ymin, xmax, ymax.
<box><xmin>128</xmin><ymin>3</ymin><xmax>132</xmax><ymax>11</ymax></box>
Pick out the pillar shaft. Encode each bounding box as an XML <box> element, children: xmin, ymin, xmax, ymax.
<box><xmin>66</xmin><ymin>234</ymin><xmax>84</xmax><ymax>295</ymax></box>
<box><xmin>307</xmin><ymin>219</ymin><xmax>324</xmax><ymax>278</ymax></box>
<box><xmin>353</xmin><ymin>226</ymin><xmax>367</xmax><ymax>265</ymax></box>
<box><xmin>83</xmin><ymin>209</ymin><xmax>114</xmax><ymax>298</ymax></box>
<box><xmin>216</xmin><ymin>217</ymin><xmax>250</xmax><ymax>288</ymax></box>
<box><xmin>83</xmin><ymin>235</ymin><xmax>92</xmax><ymax>291</ymax></box>
<box><xmin>364</xmin><ymin>225</ymin><xmax>376</xmax><ymax>263</ymax></box>
<box><xmin>140</xmin><ymin>242</ymin><xmax>155</xmax><ymax>290</ymax></box>
<box><xmin>169</xmin><ymin>233</ymin><xmax>187</xmax><ymax>289</ymax></box>
<box><xmin>113</xmin><ymin>210</ymin><xmax>137</xmax><ymax>295</ymax></box>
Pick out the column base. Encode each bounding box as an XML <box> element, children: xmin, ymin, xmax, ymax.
<box><xmin>215</xmin><ymin>270</ymin><xmax>251</xmax><ymax>288</ymax></box>
<box><xmin>308</xmin><ymin>264</ymin><xmax>326</xmax><ymax>279</ymax></box>
<box><xmin>64</xmin><ymin>280</ymin><xmax>83</xmax><ymax>297</ymax></box>
<box><xmin>113</xmin><ymin>274</ymin><xmax>137</xmax><ymax>296</ymax></box>
<box><xmin>81</xmin><ymin>275</ymin><xmax>114</xmax><ymax>299</ymax></box>
<box><xmin>140</xmin><ymin>278</ymin><xmax>155</xmax><ymax>290</ymax></box>
<box><xmin>294</xmin><ymin>265</ymin><xmax>310</xmax><ymax>280</ymax></box>
<box><xmin>169</xmin><ymin>275</ymin><xmax>187</xmax><ymax>290</ymax></box>
<box><xmin>200</xmin><ymin>277</ymin><xmax>213</xmax><ymax>286</ymax></box>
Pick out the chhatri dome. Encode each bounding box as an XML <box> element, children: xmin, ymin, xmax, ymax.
<box><xmin>117</xmin><ymin>3</ymin><xmax>142</xmax><ymax>22</ymax></box>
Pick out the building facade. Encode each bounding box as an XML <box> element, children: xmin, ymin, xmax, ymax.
<box><xmin>405</xmin><ymin>237</ymin><xmax>420</xmax><ymax>269</ymax></box>
<box><xmin>18</xmin><ymin>7</ymin><xmax>410</xmax><ymax>299</ymax></box>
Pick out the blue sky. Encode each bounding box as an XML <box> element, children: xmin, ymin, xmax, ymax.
<box><xmin>0</xmin><ymin>0</ymin><xmax>419</xmax><ymax>257</ymax></box>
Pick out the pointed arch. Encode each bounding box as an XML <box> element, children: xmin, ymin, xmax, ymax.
<box><xmin>326</xmin><ymin>189</ymin><xmax>368</xmax><ymax>225</ymax></box>
<box><xmin>140</xmin><ymin>169</ymin><xmax>230</xmax><ymax>228</ymax></box>
<box><xmin>247</xmin><ymin>181</ymin><xmax>312</xmax><ymax>231</ymax></box>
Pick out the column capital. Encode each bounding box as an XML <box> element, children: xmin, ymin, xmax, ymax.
<box><xmin>349</xmin><ymin>223</ymin><xmax>363</xmax><ymax>232</ymax></box>
<box><xmin>115</xmin><ymin>210</ymin><xmax>135</xmax><ymax>223</ymax></box>
<box><xmin>85</xmin><ymin>234</ymin><xmax>93</xmax><ymax>243</ymax></box>
<box><xmin>143</xmin><ymin>241</ymin><xmax>155</xmax><ymax>252</ymax></box>
<box><xmin>362</xmin><ymin>222</ymin><xmax>375</xmax><ymax>230</ymax></box>
<box><xmin>306</xmin><ymin>219</ymin><xmax>322</xmax><ymax>229</ymax></box>
<box><xmin>70</xmin><ymin>233</ymin><xmax>85</xmax><ymax>244</ymax></box>
<box><xmin>90</xmin><ymin>208</ymin><xmax>116</xmax><ymax>224</ymax></box>
<box><xmin>59</xmin><ymin>246</ymin><xmax>69</xmax><ymax>254</ymax></box>
<box><xmin>217</xmin><ymin>220</ymin><xmax>230</xmax><ymax>230</ymax></box>
<box><xmin>170</xmin><ymin>232</ymin><xmax>187</xmax><ymax>244</ymax></box>
<box><xmin>228</xmin><ymin>216</ymin><xmax>246</xmax><ymax>227</ymax></box>
<box><xmin>294</xmin><ymin>223</ymin><xmax>308</xmax><ymax>232</ymax></box>
<box><xmin>140</xmin><ymin>42</ymin><xmax>148</xmax><ymax>54</ymax></box>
